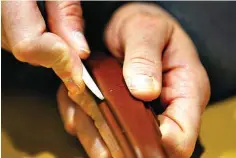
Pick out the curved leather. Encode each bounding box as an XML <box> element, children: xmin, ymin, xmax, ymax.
<box><xmin>85</xmin><ymin>51</ymin><xmax>166</xmax><ymax>158</ymax></box>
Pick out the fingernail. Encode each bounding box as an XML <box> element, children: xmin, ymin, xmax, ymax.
<box><xmin>126</xmin><ymin>75</ymin><xmax>159</xmax><ymax>91</ymax></box>
<box><xmin>71</xmin><ymin>31</ymin><xmax>90</xmax><ymax>55</ymax></box>
<box><xmin>65</xmin><ymin>64</ymin><xmax>85</xmax><ymax>96</ymax></box>
<box><xmin>72</xmin><ymin>64</ymin><xmax>85</xmax><ymax>95</ymax></box>
<box><xmin>64</xmin><ymin>78</ymin><xmax>81</xmax><ymax>96</ymax></box>
<box><xmin>73</xmin><ymin>74</ymin><xmax>85</xmax><ymax>93</ymax></box>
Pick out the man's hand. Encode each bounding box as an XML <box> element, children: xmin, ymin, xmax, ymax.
<box><xmin>57</xmin><ymin>2</ymin><xmax>210</xmax><ymax>157</ymax></box>
<box><xmin>2</xmin><ymin>1</ymin><xmax>210</xmax><ymax>157</ymax></box>
<box><xmin>2</xmin><ymin>1</ymin><xmax>89</xmax><ymax>95</ymax></box>
<box><xmin>104</xmin><ymin>3</ymin><xmax>210</xmax><ymax>157</ymax></box>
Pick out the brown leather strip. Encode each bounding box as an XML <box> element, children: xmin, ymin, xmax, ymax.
<box><xmin>99</xmin><ymin>101</ymin><xmax>136</xmax><ymax>158</ymax></box>
<box><xmin>86</xmin><ymin>52</ymin><xmax>166</xmax><ymax>158</ymax></box>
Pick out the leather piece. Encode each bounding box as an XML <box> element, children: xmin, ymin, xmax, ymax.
<box><xmin>99</xmin><ymin>102</ymin><xmax>136</xmax><ymax>158</ymax></box>
<box><xmin>86</xmin><ymin>52</ymin><xmax>166</xmax><ymax>158</ymax></box>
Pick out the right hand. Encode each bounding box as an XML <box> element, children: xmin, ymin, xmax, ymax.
<box><xmin>2</xmin><ymin>1</ymin><xmax>90</xmax><ymax>95</ymax></box>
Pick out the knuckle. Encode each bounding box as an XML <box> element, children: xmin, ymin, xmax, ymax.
<box><xmin>128</xmin><ymin>12</ymin><xmax>168</xmax><ymax>32</ymax></box>
<box><xmin>47</xmin><ymin>2</ymin><xmax>83</xmax><ymax>31</ymax></box>
<box><xmin>57</xmin><ymin>1</ymin><xmax>83</xmax><ymax>29</ymax></box>
<box><xmin>162</xmin><ymin>132</ymin><xmax>194</xmax><ymax>158</ymax></box>
<box><xmin>128</xmin><ymin>54</ymin><xmax>160</xmax><ymax>76</ymax></box>
<box><xmin>12</xmin><ymin>38</ymin><xmax>36</xmax><ymax>62</ymax></box>
<box><xmin>49</xmin><ymin>43</ymin><xmax>70</xmax><ymax>69</ymax></box>
<box><xmin>59</xmin><ymin>1</ymin><xmax>82</xmax><ymax>17</ymax></box>
<box><xmin>171</xmin><ymin>139</ymin><xmax>194</xmax><ymax>158</ymax></box>
<box><xmin>131</xmin><ymin>55</ymin><xmax>157</xmax><ymax>67</ymax></box>
<box><xmin>174</xmin><ymin>145</ymin><xmax>193</xmax><ymax>158</ymax></box>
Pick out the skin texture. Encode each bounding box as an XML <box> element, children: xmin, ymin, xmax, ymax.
<box><xmin>57</xmin><ymin>85</ymin><xmax>112</xmax><ymax>158</ymax></box>
<box><xmin>104</xmin><ymin>3</ymin><xmax>210</xmax><ymax>157</ymax></box>
<box><xmin>1</xmin><ymin>1</ymin><xmax>89</xmax><ymax>95</ymax></box>
<box><xmin>2</xmin><ymin>2</ymin><xmax>210</xmax><ymax>158</ymax></box>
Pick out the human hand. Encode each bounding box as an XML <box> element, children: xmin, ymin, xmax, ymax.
<box><xmin>104</xmin><ymin>2</ymin><xmax>210</xmax><ymax>157</ymax></box>
<box><xmin>2</xmin><ymin>1</ymin><xmax>89</xmax><ymax>95</ymax></box>
<box><xmin>57</xmin><ymin>2</ymin><xmax>210</xmax><ymax>157</ymax></box>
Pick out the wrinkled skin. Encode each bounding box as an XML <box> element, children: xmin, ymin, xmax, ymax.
<box><xmin>2</xmin><ymin>2</ymin><xmax>210</xmax><ymax>157</ymax></box>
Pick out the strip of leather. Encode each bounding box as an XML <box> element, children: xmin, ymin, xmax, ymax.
<box><xmin>69</xmin><ymin>86</ymin><xmax>125</xmax><ymax>158</ymax></box>
<box><xmin>99</xmin><ymin>101</ymin><xmax>136</xmax><ymax>158</ymax></box>
<box><xmin>86</xmin><ymin>52</ymin><xmax>166</xmax><ymax>158</ymax></box>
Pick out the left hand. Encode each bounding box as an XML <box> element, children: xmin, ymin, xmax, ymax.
<box><xmin>57</xmin><ymin>2</ymin><xmax>210</xmax><ymax>158</ymax></box>
<box><xmin>104</xmin><ymin>3</ymin><xmax>210</xmax><ymax>157</ymax></box>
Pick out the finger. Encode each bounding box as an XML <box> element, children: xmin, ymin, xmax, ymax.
<box><xmin>57</xmin><ymin>85</ymin><xmax>111</xmax><ymax>158</ymax></box>
<box><xmin>105</xmin><ymin>4</ymin><xmax>172</xmax><ymax>101</ymax></box>
<box><xmin>57</xmin><ymin>84</ymin><xmax>76</xmax><ymax>135</ymax></box>
<box><xmin>122</xmin><ymin>14</ymin><xmax>172</xmax><ymax>101</ymax></box>
<box><xmin>46</xmin><ymin>1</ymin><xmax>90</xmax><ymax>59</ymax></box>
<box><xmin>159</xmin><ymin>26</ymin><xmax>210</xmax><ymax>158</ymax></box>
<box><xmin>74</xmin><ymin>105</ymin><xmax>111</xmax><ymax>158</ymax></box>
<box><xmin>2</xmin><ymin>1</ymin><xmax>85</xmax><ymax>95</ymax></box>
<box><xmin>68</xmin><ymin>90</ymin><xmax>125</xmax><ymax>158</ymax></box>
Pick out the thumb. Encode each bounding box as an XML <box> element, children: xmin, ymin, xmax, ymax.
<box><xmin>46</xmin><ymin>1</ymin><xmax>90</xmax><ymax>59</ymax></box>
<box><xmin>105</xmin><ymin>3</ymin><xmax>172</xmax><ymax>101</ymax></box>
